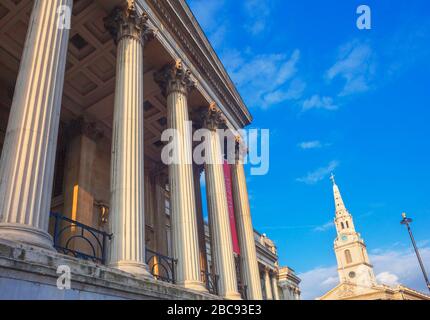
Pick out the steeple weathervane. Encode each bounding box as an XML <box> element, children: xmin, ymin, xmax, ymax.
<box><xmin>330</xmin><ymin>173</ymin><xmax>336</xmax><ymax>185</ymax></box>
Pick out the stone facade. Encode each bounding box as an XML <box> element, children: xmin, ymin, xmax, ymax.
<box><xmin>0</xmin><ymin>0</ymin><xmax>299</xmax><ymax>300</ymax></box>
<box><xmin>203</xmin><ymin>225</ymin><xmax>301</xmax><ymax>300</ymax></box>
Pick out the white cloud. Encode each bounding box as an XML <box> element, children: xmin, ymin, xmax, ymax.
<box><xmin>326</xmin><ymin>40</ymin><xmax>375</xmax><ymax>96</ymax></box>
<box><xmin>221</xmin><ymin>49</ymin><xmax>303</xmax><ymax>109</ymax></box>
<box><xmin>376</xmin><ymin>272</ymin><xmax>399</xmax><ymax>286</ymax></box>
<box><xmin>263</xmin><ymin>79</ymin><xmax>306</xmax><ymax>107</ymax></box>
<box><xmin>298</xmin><ymin>140</ymin><xmax>322</xmax><ymax>150</ymax></box>
<box><xmin>371</xmin><ymin>246</ymin><xmax>430</xmax><ymax>292</ymax></box>
<box><xmin>190</xmin><ymin>1</ymin><xmax>303</xmax><ymax>111</ymax></box>
<box><xmin>243</xmin><ymin>0</ymin><xmax>272</xmax><ymax>35</ymax></box>
<box><xmin>227</xmin><ymin>50</ymin><xmax>299</xmax><ymax>88</ymax></box>
<box><xmin>303</xmin><ymin>95</ymin><xmax>338</xmax><ymax>111</ymax></box>
<box><xmin>296</xmin><ymin>160</ymin><xmax>339</xmax><ymax>185</ymax></box>
<box><xmin>298</xmin><ymin>245</ymin><xmax>430</xmax><ymax>300</ymax></box>
<box><xmin>314</xmin><ymin>221</ymin><xmax>335</xmax><ymax>232</ymax></box>
<box><xmin>275</xmin><ymin>50</ymin><xmax>301</xmax><ymax>85</ymax></box>
<box><xmin>298</xmin><ymin>265</ymin><xmax>338</xmax><ymax>300</ymax></box>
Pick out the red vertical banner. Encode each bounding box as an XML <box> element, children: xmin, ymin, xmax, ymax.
<box><xmin>223</xmin><ymin>161</ymin><xmax>240</xmax><ymax>255</ymax></box>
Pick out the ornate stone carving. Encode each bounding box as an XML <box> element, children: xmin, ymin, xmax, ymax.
<box><xmin>235</xmin><ymin>135</ymin><xmax>249</xmax><ymax>161</ymax></box>
<box><xmin>338</xmin><ymin>284</ymin><xmax>355</xmax><ymax>298</ymax></box>
<box><xmin>104</xmin><ymin>3</ymin><xmax>154</xmax><ymax>45</ymax></box>
<box><xmin>200</xmin><ymin>102</ymin><xmax>226</xmax><ymax>131</ymax></box>
<box><xmin>154</xmin><ymin>60</ymin><xmax>196</xmax><ymax>97</ymax></box>
<box><xmin>66</xmin><ymin>117</ymin><xmax>104</xmax><ymax>141</ymax></box>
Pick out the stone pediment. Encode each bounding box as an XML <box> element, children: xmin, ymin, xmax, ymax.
<box><xmin>319</xmin><ymin>282</ymin><xmax>383</xmax><ymax>300</ymax></box>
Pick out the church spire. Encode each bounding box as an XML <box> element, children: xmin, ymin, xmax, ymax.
<box><xmin>330</xmin><ymin>174</ymin><xmax>376</xmax><ymax>287</ymax></box>
<box><xmin>331</xmin><ymin>173</ymin><xmax>346</xmax><ymax>216</ymax></box>
<box><xmin>330</xmin><ymin>173</ymin><xmax>355</xmax><ymax>233</ymax></box>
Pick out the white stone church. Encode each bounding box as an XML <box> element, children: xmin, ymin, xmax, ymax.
<box><xmin>319</xmin><ymin>175</ymin><xmax>429</xmax><ymax>300</ymax></box>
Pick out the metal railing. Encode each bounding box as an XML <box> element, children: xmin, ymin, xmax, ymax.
<box><xmin>146</xmin><ymin>248</ymin><xmax>177</xmax><ymax>284</ymax></box>
<box><xmin>50</xmin><ymin>213</ymin><xmax>202</xmax><ymax>288</ymax></box>
<box><xmin>50</xmin><ymin>212</ymin><xmax>112</xmax><ymax>264</ymax></box>
<box><xmin>202</xmin><ymin>271</ymin><xmax>219</xmax><ymax>295</ymax></box>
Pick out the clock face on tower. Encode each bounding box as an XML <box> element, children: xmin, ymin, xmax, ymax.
<box><xmin>341</xmin><ymin>235</ymin><xmax>348</xmax><ymax>242</ymax></box>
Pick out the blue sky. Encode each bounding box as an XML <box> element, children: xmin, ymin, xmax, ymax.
<box><xmin>188</xmin><ymin>0</ymin><xmax>430</xmax><ymax>299</ymax></box>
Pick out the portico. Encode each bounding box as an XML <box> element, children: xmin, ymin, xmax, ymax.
<box><xmin>0</xmin><ymin>0</ymin><xmax>261</xmax><ymax>300</ymax></box>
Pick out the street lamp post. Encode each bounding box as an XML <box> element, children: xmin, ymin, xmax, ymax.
<box><xmin>400</xmin><ymin>212</ymin><xmax>430</xmax><ymax>292</ymax></box>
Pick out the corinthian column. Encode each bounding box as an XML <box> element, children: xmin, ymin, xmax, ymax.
<box><xmin>202</xmin><ymin>104</ymin><xmax>241</xmax><ymax>300</ymax></box>
<box><xmin>0</xmin><ymin>0</ymin><xmax>73</xmax><ymax>249</ymax></box>
<box><xmin>154</xmin><ymin>62</ymin><xmax>206</xmax><ymax>291</ymax></box>
<box><xmin>104</xmin><ymin>4</ymin><xmax>153</xmax><ymax>275</ymax></box>
<box><xmin>231</xmin><ymin>138</ymin><xmax>263</xmax><ymax>299</ymax></box>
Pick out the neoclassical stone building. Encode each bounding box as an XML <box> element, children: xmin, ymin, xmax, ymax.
<box><xmin>0</xmin><ymin>0</ymin><xmax>299</xmax><ymax>300</ymax></box>
<box><xmin>203</xmin><ymin>225</ymin><xmax>301</xmax><ymax>300</ymax></box>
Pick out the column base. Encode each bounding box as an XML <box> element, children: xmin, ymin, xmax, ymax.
<box><xmin>0</xmin><ymin>223</ymin><xmax>54</xmax><ymax>250</ymax></box>
<box><xmin>109</xmin><ymin>260</ymin><xmax>151</xmax><ymax>277</ymax></box>
<box><xmin>224</xmin><ymin>291</ymin><xmax>242</xmax><ymax>300</ymax></box>
<box><xmin>179</xmin><ymin>280</ymin><xmax>208</xmax><ymax>293</ymax></box>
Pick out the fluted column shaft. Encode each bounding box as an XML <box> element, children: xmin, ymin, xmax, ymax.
<box><xmin>231</xmin><ymin>153</ymin><xmax>263</xmax><ymax>299</ymax></box>
<box><xmin>203</xmin><ymin>106</ymin><xmax>240</xmax><ymax>300</ymax></box>
<box><xmin>271</xmin><ymin>274</ymin><xmax>280</xmax><ymax>300</ymax></box>
<box><xmin>264</xmin><ymin>268</ymin><xmax>273</xmax><ymax>300</ymax></box>
<box><xmin>105</xmin><ymin>5</ymin><xmax>150</xmax><ymax>275</ymax></box>
<box><xmin>0</xmin><ymin>0</ymin><xmax>73</xmax><ymax>249</ymax></box>
<box><xmin>155</xmin><ymin>62</ymin><xmax>206</xmax><ymax>291</ymax></box>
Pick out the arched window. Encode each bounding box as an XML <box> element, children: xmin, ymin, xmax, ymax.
<box><xmin>341</xmin><ymin>222</ymin><xmax>345</xmax><ymax>229</ymax></box>
<box><xmin>346</xmin><ymin>221</ymin><xmax>350</xmax><ymax>228</ymax></box>
<box><xmin>345</xmin><ymin>249</ymin><xmax>352</xmax><ymax>264</ymax></box>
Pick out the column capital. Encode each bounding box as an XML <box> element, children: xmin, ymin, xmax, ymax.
<box><xmin>66</xmin><ymin>117</ymin><xmax>104</xmax><ymax>142</ymax></box>
<box><xmin>154</xmin><ymin>60</ymin><xmax>196</xmax><ymax>97</ymax></box>
<box><xmin>235</xmin><ymin>136</ymin><xmax>248</xmax><ymax>162</ymax></box>
<box><xmin>200</xmin><ymin>102</ymin><xmax>227</xmax><ymax>131</ymax></box>
<box><xmin>104</xmin><ymin>3</ymin><xmax>155</xmax><ymax>45</ymax></box>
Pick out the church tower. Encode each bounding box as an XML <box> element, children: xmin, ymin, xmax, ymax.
<box><xmin>331</xmin><ymin>174</ymin><xmax>376</xmax><ymax>287</ymax></box>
